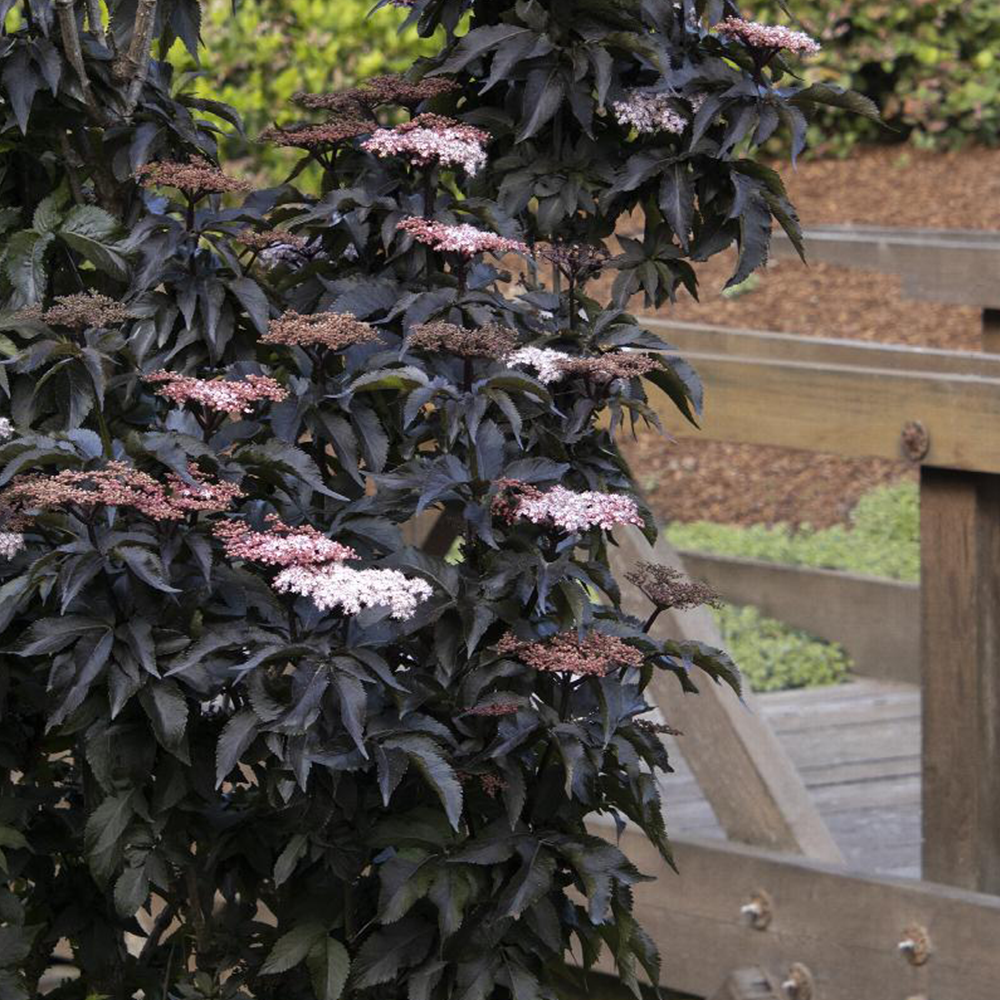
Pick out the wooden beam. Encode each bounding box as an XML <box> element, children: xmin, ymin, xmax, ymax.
<box><xmin>597</xmin><ymin>826</ymin><xmax>1000</xmax><ymax>1000</ymax></box>
<box><xmin>710</xmin><ymin>968</ymin><xmax>781</xmax><ymax>1000</ymax></box>
<box><xmin>642</xmin><ymin>349</ymin><xmax>1000</xmax><ymax>474</ymax></box>
<box><xmin>771</xmin><ymin>225</ymin><xmax>1000</xmax><ymax>309</ymax></box>
<box><xmin>679</xmin><ymin>551</ymin><xmax>920</xmax><ymax>685</ymax></box>
<box><xmin>920</xmin><ymin>468</ymin><xmax>1000</xmax><ymax>893</ymax></box>
<box><xmin>611</xmin><ymin>526</ymin><xmax>842</xmax><ymax>862</ymax></box>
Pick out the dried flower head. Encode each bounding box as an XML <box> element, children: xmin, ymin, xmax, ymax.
<box><xmin>145</xmin><ymin>371</ymin><xmax>288</xmax><ymax>415</ymax></box>
<box><xmin>262</xmin><ymin>311</ymin><xmax>378</xmax><ymax>351</ymax></box>
<box><xmin>238</xmin><ymin>229</ymin><xmax>308</xmax><ymax>253</ymax></box>
<box><xmin>137</xmin><ymin>157</ymin><xmax>251</xmax><ymax>195</ymax></box>
<box><xmin>2</xmin><ymin>462</ymin><xmax>241</xmax><ymax>522</ymax></box>
<box><xmin>259</xmin><ymin>116</ymin><xmax>372</xmax><ymax>149</ymax></box>
<box><xmin>614</xmin><ymin>91</ymin><xmax>688</xmax><ymax>135</ymax></box>
<box><xmin>363</xmin><ymin>114</ymin><xmax>490</xmax><ymax>174</ymax></box>
<box><xmin>538</xmin><ymin>243</ymin><xmax>611</xmax><ymax>282</ymax></box>
<box><xmin>408</xmin><ymin>320</ymin><xmax>518</xmax><ymax>360</ymax></box>
<box><xmin>494</xmin><ymin>481</ymin><xmax>644</xmax><ymax>533</ymax></box>
<box><xmin>396</xmin><ymin>217</ymin><xmax>529</xmax><ymax>258</ymax></box>
<box><xmin>20</xmin><ymin>292</ymin><xmax>130</xmax><ymax>331</ymax></box>
<box><xmin>625</xmin><ymin>561</ymin><xmax>719</xmax><ymax>611</ymax></box>
<box><xmin>716</xmin><ymin>17</ymin><xmax>821</xmax><ymax>56</ymax></box>
<box><xmin>215</xmin><ymin>516</ymin><xmax>358</xmax><ymax>567</ymax></box>
<box><xmin>273</xmin><ymin>563</ymin><xmax>433</xmax><ymax>620</ymax></box>
<box><xmin>497</xmin><ymin>630</ymin><xmax>643</xmax><ymax>677</ymax></box>
<box><xmin>294</xmin><ymin>75</ymin><xmax>459</xmax><ymax>113</ymax></box>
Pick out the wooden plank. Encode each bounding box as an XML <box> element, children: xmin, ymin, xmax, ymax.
<box><xmin>603</xmin><ymin>828</ymin><xmax>1000</xmax><ymax>1000</ymax></box>
<box><xmin>644</xmin><ymin>318</ymin><xmax>1000</xmax><ymax>378</ymax></box>
<box><xmin>920</xmin><ymin>467</ymin><xmax>1000</xmax><ymax>893</ymax></box>
<box><xmin>644</xmin><ymin>349</ymin><xmax>1000</xmax><ymax>474</ymax></box>
<box><xmin>710</xmin><ymin>968</ymin><xmax>781</xmax><ymax>1000</ymax></box>
<box><xmin>611</xmin><ymin>525</ymin><xmax>842</xmax><ymax>862</ymax></box>
<box><xmin>771</xmin><ymin>224</ymin><xmax>1000</xmax><ymax>309</ymax></box>
<box><xmin>679</xmin><ymin>551</ymin><xmax>920</xmax><ymax>684</ymax></box>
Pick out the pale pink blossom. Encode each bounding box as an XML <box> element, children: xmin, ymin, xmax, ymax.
<box><xmin>613</xmin><ymin>91</ymin><xmax>687</xmax><ymax>135</ymax></box>
<box><xmin>214</xmin><ymin>516</ymin><xmax>358</xmax><ymax>567</ymax></box>
<box><xmin>363</xmin><ymin>114</ymin><xmax>489</xmax><ymax>174</ymax></box>
<box><xmin>716</xmin><ymin>17</ymin><xmax>821</xmax><ymax>56</ymax></box>
<box><xmin>507</xmin><ymin>346</ymin><xmax>572</xmax><ymax>384</ymax></box>
<box><xmin>396</xmin><ymin>217</ymin><xmax>529</xmax><ymax>258</ymax></box>
<box><xmin>0</xmin><ymin>531</ymin><xmax>25</xmax><ymax>559</ymax></box>
<box><xmin>496</xmin><ymin>482</ymin><xmax>644</xmax><ymax>533</ymax></box>
<box><xmin>497</xmin><ymin>631</ymin><xmax>643</xmax><ymax>677</ymax></box>
<box><xmin>146</xmin><ymin>371</ymin><xmax>288</xmax><ymax>415</ymax></box>
<box><xmin>273</xmin><ymin>563</ymin><xmax>433</xmax><ymax>620</ymax></box>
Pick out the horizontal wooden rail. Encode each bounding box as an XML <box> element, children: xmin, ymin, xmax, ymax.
<box><xmin>771</xmin><ymin>224</ymin><xmax>1000</xmax><ymax>309</ymax></box>
<box><xmin>593</xmin><ymin>826</ymin><xmax>1000</xmax><ymax>1000</ymax></box>
<box><xmin>639</xmin><ymin>321</ymin><xmax>1000</xmax><ymax>474</ymax></box>
<box><xmin>678</xmin><ymin>551</ymin><xmax>919</xmax><ymax>685</ymax></box>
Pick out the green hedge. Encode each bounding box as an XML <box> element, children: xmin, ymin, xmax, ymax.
<box><xmin>665</xmin><ymin>482</ymin><xmax>919</xmax><ymax>583</ymax></box>
<box><xmin>750</xmin><ymin>1</ymin><xmax>1000</xmax><ymax>151</ymax></box>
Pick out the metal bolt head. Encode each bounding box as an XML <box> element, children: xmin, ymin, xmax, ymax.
<box><xmin>781</xmin><ymin>962</ymin><xmax>814</xmax><ymax>1000</ymax></box>
<box><xmin>898</xmin><ymin>924</ymin><xmax>932</xmax><ymax>966</ymax></box>
<box><xmin>740</xmin><ymin>889</ymin><xmax>773</xmax><ymax>930</ymax></box>
<box><xmin>900</xmin><ymin>420</ymin><xmax>930</xmax><ymax>462</ymax></box>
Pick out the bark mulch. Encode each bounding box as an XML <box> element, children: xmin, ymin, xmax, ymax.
<box><xmin>616</xmin><ymin>146</ymin><xmax>1000</xmax><ymax>528</ymax></box>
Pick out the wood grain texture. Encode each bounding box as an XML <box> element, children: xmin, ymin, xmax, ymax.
<box><xmin>920</xmin><ymin>467</ymin><xmax>1000</xmax><ymax>892</ymax></box>
<box><xmin>709</xmin><ymin>968</ymin><xmax>781</xmax><ymax>1000</ymax></box>
<box><xmin>603</xmin><ymin>828</ymin><xmax>1000</xmax><ymax>1000</ymax></box>
<box><xmin>611</xmin><ymin>525</ymin><xmax>842</xmax><ymax>862</ymax></box>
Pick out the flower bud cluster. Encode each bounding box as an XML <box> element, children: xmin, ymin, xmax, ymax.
<box><xmin>496</xmin><ymin>630</ymin><xmax>643</xmax><ymax>677</ymax></box>
<box><xmin>214</xmin><ymin>516</ymin><xmax>359</xmax><ymax>567</ymax></box>
<box><xmin>509</xmin><ymin>348</ymin><xmax>659</xmax><ymax>385</ymax></box>
<box><xmin>716</xmin><ymin>17</ymin><xmax>821</xmax><ymax>55</ymax></box>
<box><xmin>613</xmin><ymin>91</ymin><xmax>688</xmax><ymax>135</ymax></box>
<box><xmin>145</xmin><ymin>371</ymin><xmax>288</xmax><ymax>415</ymax></box>
<box><xmin>492</xmin><ymin>480</ymin><xmax>644</xmax><ymax>533</ymax></box>
<box><xmin>238</xmin><ymin>229</ymin><xmax>308</xmax><ymax>253</ymax></box>
<box><xmin>396</xmin><ymin>217</ymin><xmax>529</xmax><ymax>258</ymax></box>
<box><xmin>20</xmin><ymin>291</ymin><xmax>129</xmax><ymax>331</ymax></box>
<box><xmin>0</xmin><ymin>532</ymin><xmax>25</xmax><ymax>560</ymax></box>
<box><xmin>625</xmin><ymin>561</ymin><xmax>719</xmax><ymax>611</ymax></box>
<box><xmin>408</xmin><ymin>320</ymin><xmax>517</xmax><ymax>360</ymax></box>
<box><xmin>262</xmin><ymin>311</ymin><xmax>377</xmax><ymax>351</ymax></box>
<box><xmin>363</xmin><ymin>114</ymin><xmax>489</xmax><ymax>174</ymax></box>
<box><xmin>137</xmin><ymin>157</ymin><xmax>250</xmax><ymax>195</ymax></box>
<box><xmin>259</xmin><ymin>117</ymin><xmax>372</xmax><ymax>149</ymax></box>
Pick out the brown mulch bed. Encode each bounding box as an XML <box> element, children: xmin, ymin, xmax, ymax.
<box><xmin>616</xmin><ymin>146</ymin><xmax>1000</xmax><ymax>528</ymax></box>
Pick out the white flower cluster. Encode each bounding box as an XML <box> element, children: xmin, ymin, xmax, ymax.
<box><xmin>363</xmin><ymin>114</ymin><xmax>489</xmax><ymax>175</ymax></box>
<box><xmin>0</xmin><ymin>531</ymin><xmax>25</xmax><ymax>560</ymax></box>
<box><xmin>273</xmin><ymin>563</ymin><xmax>434</xmax><ymax>620</ymax></box>
<box><xmin>515</xmin><ymin>486</ymin><xmax>644</xmax><ymax>533</ymax></box>
<box><xmin>613</xmin><ymin>91</ymin><xmax>687</xmax><ymax>135</ymax></box>
<box><xmin>0</xmin><ymin>417</ymin><xmax>12</xmax><ymax>441</ymax></box>
<box><xmin>507</xmin><ymin>346</ymin><xmax>572</xmax><ymax>384</ymax></box>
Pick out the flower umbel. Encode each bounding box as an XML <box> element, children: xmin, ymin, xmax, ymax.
<box><xmin>0</xmin><ymin>531</ymin><xmax>25</xmax><ymax>560</ymax></box>
<box><xmin>408</xmin><ymin>321</ymin><xmax>518</xmax><ymax>360</ymax></box>
<box><xmin>497</xmin><ymin>631</ymin><xmax>643</xmax><ymax>677</ymax></box>
<box><xmin>273</xmin><ymin>563</ymin><xmax>433</xmax><ymax>620</ymax></box>
<box><xmin>625</xmin><ymin>561</ymin><xmax>719</xmax><ymax>611</ymax></box>
<box><xmin>259</xmin><ymin>117</ymin><xmax>372</xmax><ymax>149</ymax></box>
<box><xmin>137</xmin><ymin>157</ymin><xmax>251</xmax><ymax>195</ymax></box>
<box><xmin>145</xmin><ymin>371</ymin><xmax>288</xmax><ymax>415</ymax></box>
<box><xmin>716</xmin><ymin>17</ymin><xmax>821</xmax><ymax>56</ymax></box>
<box><xmin>215</xmin><ymin>516</ymin><xmax>358</xmax><ymax>567</ymax></box>
<box><xmin>396</xmin><ymin>217</ymin><xmax>529</xmax><ymax>258</ymax></box>
<box><xmin>363</xmin><ymin>114</ymin><xmax>490</xmax><ymax>175</ymax></box>
<box><xmin>262</xmin><ymin>311</ymin><xmax>378</xmax><ymax>351</ymax></box>
<box><xmin>613</xmin><ymin>90</ymin><xmax>688</xmax><ymax>135</ymax></box>
<box><xmin>493</xmin><ymin>481</ymin><xmax>644</xmax><ymax>533</ymax></box>
<box><xmin>507</xmin><ymin>346</ymin><xmax>573</xmax><ymax>384</ymax></box>
<box><xmin>20</xmin><ymin>291</ymin><xmax>129</xmax><ymax>331</ymax></box>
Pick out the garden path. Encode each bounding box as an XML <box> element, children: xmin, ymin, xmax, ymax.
<box><xmin>660</xmin><ymin>677</ymin><xmax>922</xmax><ymax>879</ymax></box>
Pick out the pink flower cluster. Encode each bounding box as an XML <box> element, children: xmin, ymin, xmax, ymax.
<box><xmin>1</xmin><ymin>463</ymin><xmax>242</xmax><ymax>522</ymax></box>
<box><xmin>273</xmin><ymin>563</ymin><xmax>433</xmax><ymax>620</ymax></box>
<box><xmin>396</xmin><ymin>217</ymin><xmax>529</xmax><ymax>258</ymax></box>
<box><xmin>716</xmin><ymin>17</ymin><xmax>821</xmax><ymax>56</ymax></box>
<box><xmin>146</xmin><ymin>371</ymin><xmax>288</xmax><ymax>416</ymax></box>
<box><xmin>0</xmin><ymin>531</ymin><xmax>25</xmax><ymax>560</ymax></box>
<box><xmin>215</xmin><ymin>516</ymin><xmax>358</xmax><ymax>567</ymax></box>
<box><xmin>493</xmin><ymin>480</ymin><xmax>643</xmax><ymax>533</ymax></box>
<box><xmin>613</xmin><ymin>91</ymin><xmax>687</xmax><ymax>135</ymax></box>
<box><xmin>363</xmin><ymin>114</ymin><xmax>490</xmax><ymax>174</ymax></box>
<box><xmin>497</xmin><ymin>631</ymin><xmax>643</xmax><ymax>677</ymax></box>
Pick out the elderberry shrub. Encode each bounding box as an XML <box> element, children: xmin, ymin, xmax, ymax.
<box><xmin>0</xmin><ymin>1</ymin><xmax>864</xmax><ymax>996</ymax></box>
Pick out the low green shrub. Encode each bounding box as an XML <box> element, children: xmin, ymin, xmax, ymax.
<box><xmin>712</xmin><ymin>604</ymin><xmax>850</xmax><ymax>693</ymax></box>
<box><xmin>749</xmin><ymin>1</ymin><xmax>1000</xmax><ymax>152</ymax></box>
<box><xmin>666</xmin><ymin>482</ymin><xmax>920</xmax><ymax>582</ymax></box>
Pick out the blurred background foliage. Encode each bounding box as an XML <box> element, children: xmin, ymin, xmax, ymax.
<box><xmin>749</xmin><ymin>0</ymin><xmax>1000</xmax><ymax>152</ymax></box>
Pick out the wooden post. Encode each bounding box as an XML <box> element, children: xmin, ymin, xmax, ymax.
<box><xmin>710</xmin><ymin>968</ymin><xmax>782</xmax><ymax>1000</ymax></box>
<box><xmin>921</xmin><ymin>311</ymin><xmax>1000</xmax><ymax>892</ymax></box>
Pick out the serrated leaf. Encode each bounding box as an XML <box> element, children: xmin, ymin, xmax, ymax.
<box><xmin>383</xmin><ymin>736</ymin><xmax>463</xmax><ymax>830</ymax></box>
<box><xmin>139</xmin><ymin>681</ymin><xmax>189</xmax><ymax>762</ymax></box>
<box><xmin>308</xmin><ymin>937</ymin><xmax>351</xmax><ymax>1000</ymax></box>
<box><xmin>261</xmin><ymin>922</ymin><xmax>327</xmax><ymax>975</ymax></box>
<box><xmin>216</xmin><ymin>709</ymin><xmax>259</xmax><ymax>788</ymax></box>
<box><xmin>4</xmin><ymin>231</ymin><xmax>53</xmax><ymax>305</ymax></box>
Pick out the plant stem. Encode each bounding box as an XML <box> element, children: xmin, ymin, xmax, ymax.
<box><xmin>422</xmin><ymin>168</ymin><xmax>435</xmax><ymax>220</ymax></box>
<box><xmin>86</xmin><ymin>0</ymin><xmax>106</xmax><ymax>45</ymax></box>
<box><xmin>55</xmin><ymin>0</ymin><xmax>102</xmax><ymax>121</ymax></box>
<box><xmin>122</xmin><ymin>0</ymin><xmax>158</xmax><ymax>116</ymax></box>
<box><xmin>642</xmin><ymin>607</ymin><xmax>662</xmax><ymax>633</ymax></box>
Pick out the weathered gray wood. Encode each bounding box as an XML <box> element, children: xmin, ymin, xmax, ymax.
<box><xmin>600</xmin><ymin>828</ymin><xmax>1000</xmax><ymax>1000</ymax></box>
<box><xmin>771</xmin><ymin>224</ymin><xmax>1000</xmax><ymax>309</ymax></box>
<box><xmin>710</xmin><ymin>968</ymin><xmax>781</xmax><ymax>1000</ymax></box>
<box><xmin>679</xmin><ymin>550</ymin><xmax>920</xmax><ymax>684</ymax></box>
<box><xmin>612</xmin><ymin>525</ymin><xmax>842</xmax><ymax>862</ymax></box>
<box><xmin>920</xmin><ymin>467</ymin><xmax>1000</xmax><ymax>893</ymax></box>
